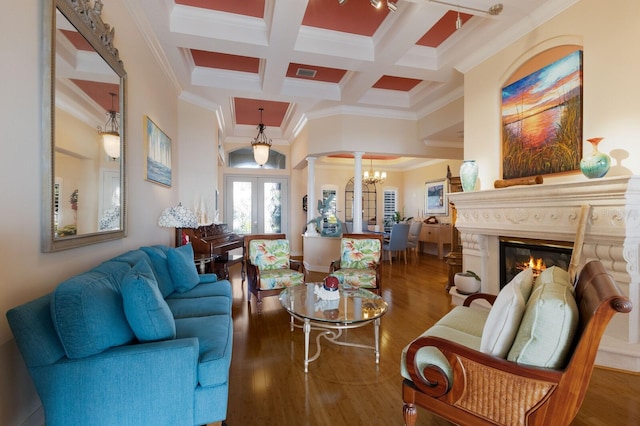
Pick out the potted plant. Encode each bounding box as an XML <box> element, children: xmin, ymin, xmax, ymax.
<box><xmin>454</xmin><ymin>270</ymin><xmax>481</xmax><ymax>294</ymax></box>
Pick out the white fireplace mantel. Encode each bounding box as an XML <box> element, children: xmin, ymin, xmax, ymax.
<box><xmin>448</xmin><ymin>175</ymin><xmax>640</xmax><ymax>372</ymax></box>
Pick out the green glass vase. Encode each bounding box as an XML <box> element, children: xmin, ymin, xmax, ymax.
<box><xmin>580</xmin><ymin>137</ymin><xmax>610</xmax><ymax>179</ymax></box>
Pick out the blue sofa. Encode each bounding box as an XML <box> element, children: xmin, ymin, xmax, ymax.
<box><xmin>6</xmin><ymin>244</ymin><xmax>233</xmax><ymax>426</ymax></box>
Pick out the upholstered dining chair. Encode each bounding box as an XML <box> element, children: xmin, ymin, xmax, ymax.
<box><xmin>244</xmin><ymin>234</ymin><xmax>305</xmax><ymax>310</ymax></box>
<box><xmin>405</xmin><ymin>221</ymin><xmax>423</xmax><ymax>260</ymax></box>
<box><xmin>382</xmin><ymin>223</ymin><xmax>411</xmax><ymax>265</ymax></box>
<box><xmin>329</xmin><ymin>233</ymin><xmax>383</xmax><ymax>295</ymax></box>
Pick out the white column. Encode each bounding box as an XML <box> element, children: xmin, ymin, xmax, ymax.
<box><xmin>353</xmin><ymin>152</ymin><xmax>364</xmax><ymax>234</ymax></box>
<box><xmin>305</xmin><ymin>157</ymin><xmax>318</xmax><ymax>235</ymax></box>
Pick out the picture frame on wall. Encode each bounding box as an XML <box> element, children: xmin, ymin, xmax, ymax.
<box><xmin>425</xmin><ymin>178</ymin><xmax>448</xmax><ymax>216</ymax></box>
<box><xmin>501</xmin><ymin>48</ymin><xmax>583</xmax><ymax>179</ymax></box>
<box><xmin>143</xmin><ymin>115</ymin><xmax>172</xmax><ymax>187</ymax></box>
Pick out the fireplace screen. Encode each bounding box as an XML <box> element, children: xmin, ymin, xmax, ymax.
<box><xmin>500</xmin><ymin>238</ymin><xmax>573</xmax><ymax>289</ymax></box>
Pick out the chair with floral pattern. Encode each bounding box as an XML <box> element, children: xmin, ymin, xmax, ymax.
<box><xmin>244</xmin><ymin>234</ymin><xmax>305</xmax><ymax>310</ymax></box>
<box><xmin>329</xmin><ymin>233</ymin><xmax>383</xmax><ymax>295</ymax></box>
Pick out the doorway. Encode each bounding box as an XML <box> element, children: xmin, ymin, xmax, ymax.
<box><xmin>224</xmin><ymin>176</ymin><xmax>289</xmax><ymax>235</ymax></box>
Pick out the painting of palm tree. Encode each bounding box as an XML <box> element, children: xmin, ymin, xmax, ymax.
<box><xmin>501</xmin><ymin>49</ymin><xmax>583</xmax><ymax>179</ymax></box>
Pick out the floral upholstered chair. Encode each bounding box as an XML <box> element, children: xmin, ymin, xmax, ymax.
<box><xmin>244</xmin><ymin>234</ymin><xmax>305</xmax><ymax>310</ymax></box>
<box><xmin>329</xmin><ymin>233</ymin><xmax>383</xmax><ymax>295</ymax></box>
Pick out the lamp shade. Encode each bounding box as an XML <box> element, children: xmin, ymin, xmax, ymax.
<box><xmin>253</xmin><ymin>143</ymin><xmax>270</xmax><ymax>166</ymax></box>
<box><xmin>158</xmin><ymin>203</ymin><xmax>198</xmax><ymax>228</ymax></box>
<box><xmin>102</xmin><ymin>132</ymin><xmax>120</xmax><ymax>159</ymax></box>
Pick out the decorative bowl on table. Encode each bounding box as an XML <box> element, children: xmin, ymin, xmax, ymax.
<box><xmin>323</xmin><ymin>276</ymin><xmax>339</xmax><ymax>291</ymax></box>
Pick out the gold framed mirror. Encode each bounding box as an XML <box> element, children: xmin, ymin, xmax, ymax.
<box><xmin>43</xmin><ymin>0</ymin><xmax>127</xmax><ymax>251</ymax></box>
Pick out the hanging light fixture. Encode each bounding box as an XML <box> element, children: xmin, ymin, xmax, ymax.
<box><xmin>363</xmin><ymin>159</ymin><xmax>386</xmax><ymax>185</ymax></box>
<box><xmin>251</xmin><ymin>107</ymin><xmax>272</xmax><ymax>166</ymax></box>
<box><xmin>98</xmin><ymin>92</ymin><xmax>120</xmax><ymax>160</ymax></box>
<box><xmin>455</xmin><ymin>9</ymin><xmax>462</xmax><ymax>30</ymax></box>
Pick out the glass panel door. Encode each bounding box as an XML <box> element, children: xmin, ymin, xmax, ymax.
<box><xmin>224</xmin><ymin>176</ymin><xmax>288</xmax><ymax>235</ymax></box>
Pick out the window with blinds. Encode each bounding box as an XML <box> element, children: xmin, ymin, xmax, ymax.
<box><xmin>383</xmin><ymin>189</ymin><xmax>397</xmax><ymax>232</ymax></box>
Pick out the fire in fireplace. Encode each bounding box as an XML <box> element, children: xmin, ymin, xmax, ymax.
<box><xmin>499</xmin><ymin>237</ymin><xmax>573</xmax><ymax>289</ymax></box>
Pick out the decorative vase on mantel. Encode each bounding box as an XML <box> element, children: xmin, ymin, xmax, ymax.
<box><xmin>580</xmin><ymin>137</ymin><xmax>611</xmax><ymax>179</ymax></box>
<box><xmin>460</xmin><ymin>160</ymin><xmax>479</xmax><ymax>192</ymax></box>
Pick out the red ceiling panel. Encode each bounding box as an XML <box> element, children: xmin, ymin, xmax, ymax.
<box><xmin>286</xmin><ymin>63</ymin><xmax>348</xmax><ymax>83</ymax></box>
<box><xmin>60</xmin><ymin>29</ymin><xmax>92</xmax><ymax>51</ymax></box>
<box><xmin>416</xmin><ymin>11</ymin><xmax>473</xmax><ymax>48</ymax></box>
<box><xmin>175</xmin><ymin>0</ymin><xmax>265</xmax><ymax>18</ymax></box>
<box><xmin>71</xmin><ymin>79</ymin><xmax>120</xmax><ymax>112</ymax></box>
<box><xmin>191</xmin><ymin>50</ymin><xmax>260</xmax><ymax>73</ymax></box>
<box><xmin>234</xmin><ymin>98</ymin><xmax>290</xmax><ymax>127</ymax></box>
<box><xmin>373</xmin><ymin>75</ymin><xmax>422</xmax><ymax>91</ymax></box>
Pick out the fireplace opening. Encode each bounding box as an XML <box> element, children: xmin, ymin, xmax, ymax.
<box><xmin>500</xmin><ymin>237</ymin><xmax>573</xmax><ymax>289</ymax></box>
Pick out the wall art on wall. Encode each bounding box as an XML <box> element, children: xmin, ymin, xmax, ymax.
<box><xmin>425</xmin><ymin>178</ymin><xmax>448</xmax><ymax>216</ymax></box>
<box><xmin>144</xmin><ymin>115</ymin><xmax>172</xmax><ymax>187</ymax></box>
<box><xmin>501</xmin><ymin>48</ymin><xmax>583</xmax><ymax>180</ymax></box>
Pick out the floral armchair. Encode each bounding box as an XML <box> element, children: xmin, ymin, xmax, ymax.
<box><xmin>244</xmin><ymin>234</ymin><xmax>305</xmax><ymax>310</ymax></box>
<box><xmin>329</xmin><ymin>233</ymin><xmax>383</xmax><ymax>295</ymax></box>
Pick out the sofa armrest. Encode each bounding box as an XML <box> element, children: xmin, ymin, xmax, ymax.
<box><xmin>33</xmin><ymin>338</ymin><xmax>200</xmax><ymax>425</ymax></box>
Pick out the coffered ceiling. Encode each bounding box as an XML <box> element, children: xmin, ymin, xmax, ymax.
<box><xmin>129</xmin><ymin>0</ymin><xmax>576</xmax><ymax>152</ymax></box>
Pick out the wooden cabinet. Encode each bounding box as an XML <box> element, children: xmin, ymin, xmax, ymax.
<box><xmin>419</xmin><ymin>223</ymin><xmax>452</xmax><ymax>260</ymax></box>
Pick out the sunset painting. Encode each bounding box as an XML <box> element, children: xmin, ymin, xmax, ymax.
<box><xmin>501</xmin><ymin>50</ymin><xmax>583</xmax><ymax>179</ymax></box>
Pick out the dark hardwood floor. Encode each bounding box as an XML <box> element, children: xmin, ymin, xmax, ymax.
<box><xmin>223</xmin><ymin>253</ymin><xmax>640</xmax><ymax>425</ymax></box>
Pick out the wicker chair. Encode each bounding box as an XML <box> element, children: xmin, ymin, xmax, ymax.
<box><xmin>244</xmin><ymin>234</ymin><xmax>305</xmax><ymax>310</ymax></box>
<box><xmin>401</xmin><ymin>260</ymin><xmax>631</xmax><ymax>426</ymax></box>
<box><xmin>329</xmin><ymin>233</ymin><xmax>383</xmax><ymax>295</ymax></box>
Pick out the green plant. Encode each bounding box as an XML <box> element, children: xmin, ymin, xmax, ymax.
<box><xmin>461</xmin><ymin>270</ymin><xmax>481</xmax><ymax>281</ymax></box>
<box><xmin>385</xmin><ymin>211</ymin><xmax>414</xmax><ymax>226</ymax></box>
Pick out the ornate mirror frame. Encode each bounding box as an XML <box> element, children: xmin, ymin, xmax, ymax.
<box><xmin>43</xmin><ymin>0</ymin><xmax>127</xmax><ymax>251</ymax></box>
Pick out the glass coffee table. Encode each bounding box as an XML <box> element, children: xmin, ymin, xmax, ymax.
<box><xmin>279</xmin><ymin>283</ymin><xmax>388</xmax><ymax>373</ymax></box>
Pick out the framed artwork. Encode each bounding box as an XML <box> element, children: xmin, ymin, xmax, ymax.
<box><xmin>425</xmin><ymin>178</ymin><xmax>448</xmax><ymax>216</ymax></box>
<box><xmin>144</xmin><ymin>115</ymin><xmax>172</xmax><ymax>187</ymax></box>
<box><xmin>501</xmin><ymin>49</ymin><xmax>583</xmax><ymax>179</ymax></box>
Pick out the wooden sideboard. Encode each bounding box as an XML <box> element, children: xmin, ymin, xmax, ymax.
<box><xmin>419</xmin><ymin>223</ymin><xmax>452</xmax><ymax>260</ymax></box>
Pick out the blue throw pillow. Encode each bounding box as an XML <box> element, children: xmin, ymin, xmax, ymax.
<box><xmin>167</xmin><ymin>243</ymin><xmax>200</xmax><ymax>293</ymax></box>
<box><xmin>121</xmin><ymin>260</ymin><xmax>176</xmax><ymax>342</ymax></box>
<box><xmin>51</xmin><ymin>268</ymin><xmax>135</xmax><ymax>359</ymax></box>
<box><xmin>140</xmin><ymin>246</ymin><xmax>176</xmax><ymax>297</ymax></box>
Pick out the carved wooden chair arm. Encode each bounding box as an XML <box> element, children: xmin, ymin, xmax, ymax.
<box><xmin>405</xmin><ymin>335</ymin><xmax>562</xmax><ymax>402</ymax></box>
<box><xmin>289</xmin><ymin>259</ymin><xmax>304</xmax><ymax>272</ymax></box>
<box><xmin>463</xmin><ymin>292</ymin><xmax>497</xmax><ymax>307</ymax></box>
<box><xmin>328</xmin><ymin>259</ymin><xmax>341</xmax><ymax>273</ymax></box>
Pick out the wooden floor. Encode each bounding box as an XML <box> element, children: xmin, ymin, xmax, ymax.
<box><xmin>224</xmin><ymin>254</ymin><xmax>640</xmax><ymax>425</ymax></box>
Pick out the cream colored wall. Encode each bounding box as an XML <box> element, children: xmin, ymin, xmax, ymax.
<box><xmin>0</xmin><ymin>1</ymin><xmax>181</xmax><ymax>424</ymax></box>
<box><xmin>177</xmin><ymin>99</ymin><xmax>219</xmax><ymax>223</ymax></box>
<box><xmin>465</xmin><ymin>0</ymin><xmax>640</xmax><ymax>189</ymax></box>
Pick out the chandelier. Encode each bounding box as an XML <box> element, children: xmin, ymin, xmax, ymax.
<box><xmin>98</xmin><ymin>92</ymin><xmax>120</xmax><ymax>160</ymax></box>
<box><xmin>251</xmin><ymin>107</ymin><xmax>272</xmax><ymax>166</ymax></box>
<box><xmin>363</xmin><ymin>159</ymin><xmax>386</xmax><ymax>185</ymax></box>
<box><xmin>339</xmin><ymin>0</ymin><xmax>398</xmax><ymax>12</ymax></box>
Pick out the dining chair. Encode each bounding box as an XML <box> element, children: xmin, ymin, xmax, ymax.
<box><xmin>382</xmin><ymin>223</ymin><xmax>411</xmax><ymax>265</ymax></box>
<box><xmin>405</xmin><ymin>221</ymin><xmax>423</xmax><ymax>260</ymax></box>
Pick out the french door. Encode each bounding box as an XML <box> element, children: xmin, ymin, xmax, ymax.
<box><xmin>224</xmin><ymin>176</ymin><xmax>288</xmax><ymax>235</ymax></box>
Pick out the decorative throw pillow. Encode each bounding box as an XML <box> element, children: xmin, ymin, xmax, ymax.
<box><xmin>533</xmin><ymin>265</ymin><xmax>573</xmax><ymax>293</ymax></box>
<box><xmin>140</xmin><ymin>245</ymin><xmax>176</xmax><ymax>297</ymax></box>
<box><xmin>51</xmin><ymin>265</ymin><xmax>135</xmax><ymax>359</ymax></box>
<box><xmin>121</xmin><ymin>260</ymin><xmax>176</xmax><ymax>342</ymax></box>
<box><xmin>167</xmin><ymin>243</ymin><xmax>200</xmax><ymax>293</ymax></box>
<box><xmin>479</xmin><ymin>268</ymin><xmax>534</xmax><ymax>357</ymax></box>
<box><xmin>507</xmin><ymin>281</ymin><xmax>578</xmax><ymax>369</ymax></box>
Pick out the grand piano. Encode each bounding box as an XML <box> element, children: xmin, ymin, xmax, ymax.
<box><xmin>181</xmin><ymin>224</ymin><xmax>244</xmax><ymax>280</ymax></box>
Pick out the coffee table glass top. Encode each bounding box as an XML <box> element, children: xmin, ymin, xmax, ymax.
<box><xmin>279</xmin><ymin>283</ymin><xmax>387</xmax><ymax>324</ymax></box>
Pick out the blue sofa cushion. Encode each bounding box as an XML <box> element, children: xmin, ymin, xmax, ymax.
<box><xmin>166</xmin><ymin>296</ymin><xmax>232</xmax><ymax>319</ymax></box>
<box><xmin>122</xmin><ymin>260</ymin><xmax>176</xmax><ymax>342</ymax></box>
<box><xmin>166</xmin><ymin>280</ymin><xmax>232</xmax><ymax>300</ymax></box>
<box><xmin>175</xmin><ymin>315</ymin><xmax>233</xmax><ymax>387</ymax></box>
<box><xmin>168</xmin><ymin>243</ymin><xmax>200</xmax><ymax>293</ymax></box>
<box><xmin>51</xmin><ymin>262</ymin><xmax>135</xmax><ymax>359</ymax></box>
<box><xmin>140</xmin><ymin>246</ymin><xmax>176</xmax><ymax>298</ymax></box>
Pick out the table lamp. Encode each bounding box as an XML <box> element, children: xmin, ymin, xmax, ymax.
<box><xmin>158</xmin><ymin>202</ymin><xmax>198</xmax><ymax>246</ymax></box>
